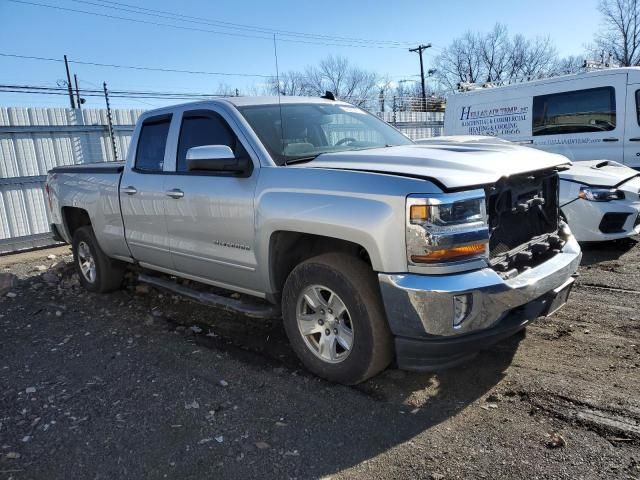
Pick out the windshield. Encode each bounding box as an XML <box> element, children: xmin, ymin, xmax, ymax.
<box><xmin>237</xmin><ymin>103</ymin><xmax>413</xmax><ymax>165</ymax></box>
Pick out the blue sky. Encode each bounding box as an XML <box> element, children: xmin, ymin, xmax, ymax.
<box><xmin>0</xmin><ymin>0</ymin><xmax>602</xmax><ymax>109</ymax></box>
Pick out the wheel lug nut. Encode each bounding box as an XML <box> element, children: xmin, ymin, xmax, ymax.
<box><xmin>328</xmin><ymin>309</ymin><xmax>333</xmax><ymax>314</ymax></box>
<box><xmin>333</xmin><ymin>328</ymin><xmax>338</xmax><ymax>334</ymax></box>
<box><xmin>325</xmin><ymin>329</ymin><xmax>330</xmax><ymax>335</ymax></box>
<box><xmin>320</xmin><ymin>309</ymin><xmax>325</xmax><ymax>314</ymax></box>
<box><xmin>318</xmin><ymin>319</ymin><xmax>324</xmax><ymax>325</ymax></box>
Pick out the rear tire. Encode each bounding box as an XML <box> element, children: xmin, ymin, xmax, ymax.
<box><xmin>72</xmin><ymin>226</ymin><xmax>125</xmax><ymax>293</ymax></box>
<box><xmin>282</xmin><ymin>253</ymin><xmax>393</xmax><ymax>385</ymax></box>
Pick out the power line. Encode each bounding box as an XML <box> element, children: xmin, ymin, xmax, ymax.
<box><xmin>0</xmin><ymin>52</ymin><xmax>423</xmax><ymax>83</ymax></box>
<box><xmin>0</xmin><ymin>83</ymin><xmax>231</xmax><ymax>99</ymax></box>
<box><xmin>0</xmin><ymin>52</ymin><xmax>273</xmax><ymax>78</ymax></box>
<box><xmin>69</xmin><ymin>0</ymin><xmax>417</xmax><ymax>47</ymax></box>
<box><xmin>8</xmin><ymin>0</ymin><xmax>412</xmax><ymax>49</ymax></box>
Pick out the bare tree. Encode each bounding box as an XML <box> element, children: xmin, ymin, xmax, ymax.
<box><xmin>266</xmin><ymin>56</ymin><xmax>379</xmax><ymax>105</ymax></box>
<box><xmin>553</xmin><ymin>55</ymin><xmax>587</xmax><ymax>75</ymax></box>
<box><xmin>434</xmin><ymin>31</ymin><xmax>483</xmax><ymax>89</ymax></box>
<box><xmin>267</xmin><ymin>71</ymin><xmax>309</xmax><ymax>96</ymax></box>
<box><xmin>303</xmin><ymin>56</ymin><xmax>379</xmax><ymax>105</ymax></box>
<box><xmin>214</xmin><ymin>82</ymin><xmax>239</xmax><ymax>97</ymax></box>
<box><xmin>433</xmin><ymin>24</ymin><xmax>559</xmax><ymax>89</ymax></box>
<box><xmin>594</xmin><ymin>0</ymin><xmax>640</xmax><ymax>66</ymax></box>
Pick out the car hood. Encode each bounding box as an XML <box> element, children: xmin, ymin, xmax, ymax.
<box><xmin>559</xmin><ymin>160</ymin><xmax>640</xmax><ymax>187</ymax></box>
<box><xmin>305</xmin><ymin>143</ymin><xmax>571</xmax><ymax>190</ymax></box>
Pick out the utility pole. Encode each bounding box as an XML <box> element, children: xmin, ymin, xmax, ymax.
<box><xmin>63</xmin><ymin>55</ymin><xmax>76</xmax><ymax>109</ymax></box>
<box><xmin>73</xmin><ymin>74</ymin><xmax>82</xmax><ymax>110</ymax></box>
<box><xmin>103</xmin><ymin>82</ymin><xmax>118</xmax><ymax>161</ymax></box>
<box><xmin>409</xmin><ymin>44</ymin><xmax>431</xmax><ymax>112</ymax></box>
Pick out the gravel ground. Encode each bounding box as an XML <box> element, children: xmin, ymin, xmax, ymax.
<box><xmin>0</xmin><ymin>242</ymin><xmax>639</xmax><ymax>480</ymax></box>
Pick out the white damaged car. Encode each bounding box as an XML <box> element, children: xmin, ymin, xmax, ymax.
<box><xmin>416</xmin><ymin>137</ymin><xmax>640</xmax><ymax>242</ymax></box>
<box><xmin>560</xmin><ymin>160</ymin><xmax>640</xmax><ymax>241</ymax></box>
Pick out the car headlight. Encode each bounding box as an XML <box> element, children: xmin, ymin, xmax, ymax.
<box><xmin>578</xmin><ymin>186</ymin><xmax>625</xmax><ymax>202</ymax></box>
<box><xmin>406</xmin><ymin>192</ymin><xmax>489</xmax><ymax>269</ymax></box>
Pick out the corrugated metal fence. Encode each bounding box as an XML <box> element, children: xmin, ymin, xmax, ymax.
<box><xmin>0</xmin><ymin>107</ymin><xmax>143</xmax><ymax>253</ymax></box>
<box><xmin>0</xmin><ymin>105</ymin><xmax>443</xmax><ymax>254</ymax></box>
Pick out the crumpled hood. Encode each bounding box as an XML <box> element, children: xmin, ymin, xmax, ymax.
<box><xmin>560</xmin><ymin>160</ymin><xmax>640</xmax><ymax>187</ymax></box>
<box><xmin>305</xmin><ymin>143</ymin><xmax>570</xmax><ymax>190</ymax></box>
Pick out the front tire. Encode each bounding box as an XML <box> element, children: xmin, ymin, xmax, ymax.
<box><xmin>282</xmin><ymin>253</ymin><xmax>393</xmax><ymax>385</ymax></box>
<box><xmin>72</xmin><ymin>226</ymin><xmax>125</xmax><ymax>293</ymax></box>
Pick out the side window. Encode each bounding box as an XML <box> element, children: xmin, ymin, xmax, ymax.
<box><xmin>532</xmin><ymin>87</ymin><xmax>616</xmax><ymax>136</ymax></box>
<box><xmin>636</xmin><ymin>90</ymin><xmax>640</xmax><ymax>126</ymax></box>
<box><xmin>135</xmin><ymin>115</ymin><xmax>172</xmax><ymax>172</ymax></box>
<box><xmin>176</xmin><ymin>111</ymin><xmax>244</xmax><ymax>172</ymax></box>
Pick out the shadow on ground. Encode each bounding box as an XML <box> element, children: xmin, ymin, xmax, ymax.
<box><xmin>579</xmin><ymin>237</ymin><xmax>637</xmax><ymax>267</ymax></box>
<box><xmin>161</xmin><ymin>286</ymin><xmax>523</xmax><ymax>478</ymax></box>
<box><xmin>2</xmin><ymin>266</ymin><xmax>523</xmax><ymax>479</ymax></box>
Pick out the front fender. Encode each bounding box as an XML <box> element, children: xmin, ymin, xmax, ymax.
<box><xmin>254</xmin><ymin>166</ymin><xmax>443</xmax><ymax>294</ymax></box>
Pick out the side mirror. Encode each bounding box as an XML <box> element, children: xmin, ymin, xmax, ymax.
<box><xmin>186</xmin><ymin>145</ymin><xmax>250</xmax><ymax>175</ymax></box>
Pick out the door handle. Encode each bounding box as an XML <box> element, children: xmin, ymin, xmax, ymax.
<box><xmin>629</xmin><ymin>137</ymin><xmax>640</xmax><ymax>142</ymax></box>
<box><xmin>122</xmin><ymin>186</ymin><xmax>137</xmax><ymax>195</ymax></box>
<box><xmin>166</xmin><ymin>188</ymin><xmax>184</xmax><ymax>199</ymax></box>
<box><xmin>602</xmin><ymin>138</ymin><xmax>619</xmax><ymax>142</ymax></box>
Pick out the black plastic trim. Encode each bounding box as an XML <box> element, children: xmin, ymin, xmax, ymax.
<box><xmin>49</xmin><ymin>164</ymin><xmax>124</xmax><ymax>174</ymax></box>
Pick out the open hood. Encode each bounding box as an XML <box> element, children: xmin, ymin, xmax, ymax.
<box><xmin>304</xmin><ymin>142</ymin><xmax>571</xmax><ymax>190</ymax></box>
<box><xmin>559</xmin><ymin>160</ymin><xmax>640</xmax><ymax>187</ymax></box>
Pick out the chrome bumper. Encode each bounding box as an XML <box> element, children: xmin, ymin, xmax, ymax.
<box><xmin>378</xmin><ymin>236</ymin><xmax>582</xmax><ymax>338</ymax></box>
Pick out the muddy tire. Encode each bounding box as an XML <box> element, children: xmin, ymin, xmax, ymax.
<box><xmin>72</xmin><ymin>226</ymin><xmax>125</xmax><ymax>293</ymax></box>
<box><xmin>282</xmin><ymin>253</ymin><xmax>393</xmax><ymax>385</ymax></box>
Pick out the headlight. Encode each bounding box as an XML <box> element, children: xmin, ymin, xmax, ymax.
<box><xmin>578</xmin><ymin>186</ymin><xmax>625</xmax><ymax>202</ymax></box>
<box><xmin>406</xmin><ymin>193</ymin><xmax>489</xmax><ymax>269</ymax></box>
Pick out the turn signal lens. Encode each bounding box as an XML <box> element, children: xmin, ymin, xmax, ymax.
<box><xmin>410</xmin><ymin>205</ymin><xmax>429</xmax><ymax>223</ymax></box>
<box><xmin>411</xmin><ymin>242</ymin><xmax>487</xmax><ymax>263</ymax></box>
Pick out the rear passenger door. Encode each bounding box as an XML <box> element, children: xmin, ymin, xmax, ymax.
<box><xmin>162</xmin><ymin>108</ymin><xmax>261</xmax><ymax>293</ymax></box>
<box><xmin>120</xmin><ymin>114</ymin><xmax>174</xmax><ymax>269</ymax></box>
<box><xmin>531</xmin><ymin>74</ymin><xmax>626</xmax><ymax>162</ymax></box>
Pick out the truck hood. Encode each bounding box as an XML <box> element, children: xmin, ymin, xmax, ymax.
<box><xmin>305</xmin><ymin>143</ymin><xmax>571</xmax><ymax>190</ymax></box>
<box><xmin>559</xmin><ymin>160</ymin><xmax>640</xmax><ymax>187</ymax></box>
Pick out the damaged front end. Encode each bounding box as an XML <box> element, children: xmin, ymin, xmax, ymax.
<box><xmin>486</xmin><ymin>167</ymin><xmax>572</xmax><ymax>279</ymax></box>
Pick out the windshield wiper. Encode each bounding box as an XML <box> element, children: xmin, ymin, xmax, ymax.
<box><xmin>284</xmin><ymin>156</ymin><xmax>318</xmax><ymax>166</ymax></box>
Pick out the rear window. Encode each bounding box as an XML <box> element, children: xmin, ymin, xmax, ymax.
<box><xmin>532</xmin><ymin>87</ymin><xmax>616</xmax><ymax>136</ymax></box>
<box><xmin>135</xmin><ymin>115</ymin><xmax>172</xmax><ymax>172</ymax></box>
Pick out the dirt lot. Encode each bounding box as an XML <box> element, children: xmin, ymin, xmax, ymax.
<box><xmin>0</xmin><ymin>241</ymin><xmax>639</xmax><ymax>480</ymax></box>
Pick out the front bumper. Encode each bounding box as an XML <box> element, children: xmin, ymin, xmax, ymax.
<box><xmin>378</xmin><ymin>236</ymin><xmax>581</xmax><ymax>370</ymax></box>
<box><xmin>563</xmin><ymin>198</ymin><xmax>640</xmax><ymax>242</ymax></box>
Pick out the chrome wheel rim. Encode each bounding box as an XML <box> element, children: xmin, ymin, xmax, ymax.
<box><xmin>77</xmin><ymin>241</ymin><xmax>96</xmax><ymax>283</ymax></box>
<box><xmin>296</xmin><ymin>285</ymin><xmax>354</xmax><ymax>364</ymax></box>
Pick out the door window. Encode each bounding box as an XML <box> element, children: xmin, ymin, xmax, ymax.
<box><xmin>635</xmin><ymin>90</ymin><xmax>640</xmax><ymax>126</ymax></box>
<box><xmin>176</xmin><ymin>111</ymin><xmax>244</xmax><ymax>172</ymax></box>
<box><xmin>532</xmin><ymin>87</ymin><xmax>616</xmax><ymax>136</ymax></box>
<box><xmin>135</xmin><ymin>115</ymin><xmax>172</xmax><ymax>172</ymax></box>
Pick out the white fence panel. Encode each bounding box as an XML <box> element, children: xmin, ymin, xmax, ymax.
<box><xmin>0</xmin><ymin>107</ymin><xmax>141</xmax><ymax>253</ymax></box>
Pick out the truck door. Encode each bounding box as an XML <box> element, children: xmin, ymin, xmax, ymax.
<box><xmin>162</xmin><ymin>108</ymin><xmax>261</xmax><ymax>293</ymax></box>
<box><xmin>120</xmin><ymin>113</ymin><xmax>174</xmax><ymax>269</ymax></box>
<box><xmin>624</xmin><ymin>83</ymin><xmax>640</xmax><ymax>168</ymax></box>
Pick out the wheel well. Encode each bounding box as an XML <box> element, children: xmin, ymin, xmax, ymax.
<box><xmin>61</xmin><ymin>207</ymin><xmax>91</xmax><ymax>238</ymax></box>
<box><xmin>269</xmin><ymin>232</ymin><xmax>372</xmax><ymax>300</ymax></box>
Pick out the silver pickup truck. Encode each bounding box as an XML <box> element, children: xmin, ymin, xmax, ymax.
<box><xmin>46</xmin><ymin>96</ymin><xmax>582</xmax><ymax>384</ymax></box>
